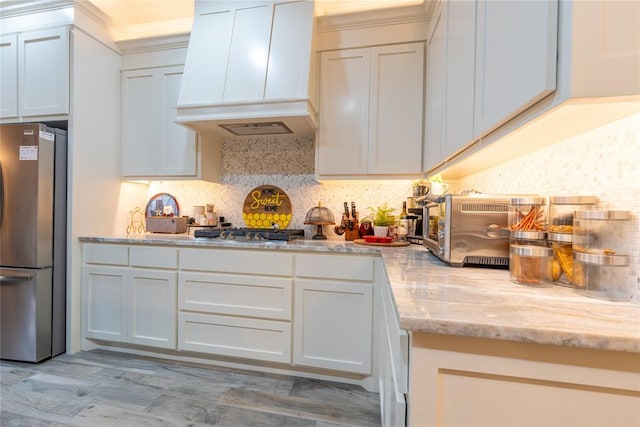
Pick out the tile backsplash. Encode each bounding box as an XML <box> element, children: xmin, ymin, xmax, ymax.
<box><xmin>147</xmin><ymin>135</ymin><xmax>415</xmax><ymax>238</ymax></box>
<box><xmin>147</xmin><ymin>112</ymin><xmax>640</xmax><ymax>301</ymax></box>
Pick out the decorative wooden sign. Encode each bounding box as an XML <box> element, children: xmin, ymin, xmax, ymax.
<box><xmin>242</xmin><ymin>185</ymin><xmax>292</xmax><ymax>229</ymax></box>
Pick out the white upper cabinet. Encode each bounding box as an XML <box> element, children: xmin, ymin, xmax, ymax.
<box><xmin>122</xmin><ymin>66</ymin><xmax>198</xmax><ymax>178</ymax></box>
<box><xmin>473</xmin><ymin>0</ymin><xmax>558</xmax><ymax>139</ymax></box>
<box><xmin>317</xmin><ymin>42</ymin><xmax>424</xmax><ymax>178</ymax></box>
<box><xmin>317</xmin><ymin>48</ymin><xmax>370</xmax><ymax>175</ymax></box>
<box><xmin>1</xmin><ymin>26</ymin><xmax>69</xmax><ymax>120</ymax></box>
<box><xmin>443</xmin><ymin>0</ymin><xmax>476</xmax><ymax>160</ymax></box>
<box><xmin>423</xmin><ymin>4</ymin><xmax>447</xmax><ymax>173</ymax></box>
<box><xmin>0</xmin><ymin>34</ymin><xmax>18</xmax><ymax>118</ymax></box>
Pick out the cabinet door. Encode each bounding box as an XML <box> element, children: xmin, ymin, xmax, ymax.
<box><xmin>443</xmin><ymin>0</ymin><xmax>476</xmax><ymax>160</ymax></box>
<box><xmin>0</xmin><ymin>34</ymin><xmax>18</xmax><ymax>118</ymax></box>
<box><xmin>18</xmin><ymin>27</ymin><xmax>69</xmax><ymax>117</ymax></box>
<box><xmin>317</xmin><ymin>49</ymin><xmax>370</xmax><ymax>176</ymax></box>
<box><xmin>158</xmin><ymin>67</ymin><xmax>197</xmax><ymax>175</ymax></box>
<box><xmin>82</xmin><ymin>266</ymin><xmax>127</xmax><ymax>342</ymax></box>
<box><xmin>121</xmin><ymin>69</ymin><xmax>156</xmax><ymax>176</ymax></box>
<box><xmin>128</xmin><ymin>269</ymin><xmax>177</xmax><ymax>349</ymax></box>
<box><xmin>122</xmin><ymin>67</ymin><xmax>197</xmax><ymax>177</ymax></box>
<box><xmin>224</xmin><ymin>3</ymin><xmax>272</xmax><ymax>101</ymax></box>
<box><xmin>265</xmin><ymin>1</ymin><xmax>314</xmax><ymax>99</ymax></box>
<box><xmin>368</xmin><ymin>43</ymin><xmax>424</xmax><ymax>175</ymax></box>
<box><xmin>178</xmin><ymin>4</ymin><xmax>234</xmax><ymax>105</ymax></box>
<box><xmin>424</xmin><ymin>4</ymin><xmax>447</xmax><ymax>172</ymax></box>
<box><xmin>473</xmin><ymin>0</ymin><xmax>557</xmax><ymax>138</ymax></box>
<box><xmin>293</xmin><ymin>279</ymin><xmax>373</xmax><ymax>374</ymax></box>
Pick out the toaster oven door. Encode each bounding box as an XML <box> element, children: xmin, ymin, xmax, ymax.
<box><xmin>423</xmin><ymin>202</ymin><xmax>448</xmax><ymax>260</ymax></box>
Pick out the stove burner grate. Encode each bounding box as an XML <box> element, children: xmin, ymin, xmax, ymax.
<box><xmin>194</xmin><ymin>228</ymin><xmax>305</xmax><ymax>241</ymax></box>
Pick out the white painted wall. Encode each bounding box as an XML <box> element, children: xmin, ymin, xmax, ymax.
<box><xmin>67</xmin><ymin>28</ymin><xmax>148</xmax><ymax>353</ymax></box>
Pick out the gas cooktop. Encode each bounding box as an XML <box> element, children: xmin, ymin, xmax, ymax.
<box><xmin>193</xmin><ymin>228</ymin><xmax>305</xmax><ymax>241</ymax></box>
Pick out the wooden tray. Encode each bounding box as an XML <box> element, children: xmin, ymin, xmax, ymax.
<box><xmin>353</xmin><ymin>239</ymin><xmax>410</xmax><ymax>247</ymax></box>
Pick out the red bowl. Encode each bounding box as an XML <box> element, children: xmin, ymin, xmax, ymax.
<box><xmin>377</xmin><ymin>236</ymin><xmax>393</xmax><ymax>244</ymax></box>
<box><xmin>363</xmin><ymin>236</ymin><xmax>379</xmax><ymax>243</ymax></box>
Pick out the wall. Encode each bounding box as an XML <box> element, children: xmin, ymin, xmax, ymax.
<box><xmin>453</xmin><ymin>113</ymin><xmax>640</xmax><ymax>301</ymax></box>
<box><xmin>148</xmin><ymin>112</ymin><xmax>640</xmax><ymax>302</ymax></box>
<box><xmin>147</xmin><ymin>136</ymin><xmax>415</xmax><ymax>238</ymax></box>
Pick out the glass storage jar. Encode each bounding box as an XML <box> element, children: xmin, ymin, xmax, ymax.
<box><xmin>547</xmin><ymin>232</ymin><xmax>574</xmax><ymax>287</ymax></box>
<box><xmin>573</xmin><ymin>210</ymin><xmax>631</xmax><ymax>256</ymax></box>
<box><xmin>509</xmin><ymin>245</ymin><xmax>553</xmax><ymax>287</ymax></box>
<box><xmin>509</xmin><ymin>197</ymin><xmax>546</xmax><ymax>231</ymax></box>
<box><xmin>573</xmin><ymin>252</ymin><xmax>631</xmax><ymax>301</ymax></box>
<box><xmin>548</xmin><ymin>196</ymin><xmax>596</xmax><ymax>234</ymax></box>
<box><xmin>510</xmin><ymin>230</ymin><xmax>547</xmax><ymax>247</ymax></box>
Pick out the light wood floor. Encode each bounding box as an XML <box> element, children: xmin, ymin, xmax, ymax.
<box><xmin>0</xmin><ymin>349</ymin><xmax>381</xmax><ymax>426</ymax></box>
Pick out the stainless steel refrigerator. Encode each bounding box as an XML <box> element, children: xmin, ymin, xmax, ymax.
<box><xmin>0</xmin><ymin>123</ymin><xmax>67</xmax><ymax>362</ymax></box>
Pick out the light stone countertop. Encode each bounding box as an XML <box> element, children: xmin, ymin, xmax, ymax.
<box><xmin>79</xmin><ymin>234</ymin><xmax>640</xmax><ymax>353</ymax></box>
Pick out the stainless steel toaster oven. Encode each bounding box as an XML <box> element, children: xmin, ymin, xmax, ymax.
<box><xmin>423</xmin><ymin>194</ymin><xmax>511</xmax><ymax>267</ymax></box>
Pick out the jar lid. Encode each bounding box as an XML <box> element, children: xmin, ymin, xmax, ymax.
<box><xmin>574</xmin><ymin>210</ymin><xmax>630</xmax><ymax>221</ymax></box>
<box><xmin>510</xmin><ymin>196</ymin><xmax>546</xmax><ymax>205</ymax></box>
<box><xmin>510</xmin><ymin>230</ymin><xmax>547</xmax><ymax>240</ymax></box>
<box><xmin>547</xmin><ymin>232</ymin><xmax>573</xmax><ymax>243</ymax></box>
<box><xmin>549</xmin><ymin>195</ymin><xmax>597</xmax><ymax>205</ymax></box>
<box><xmin>574</xmin><ymin>252</ymin><xmax>629</xmax><ymax>266</ymax></box>
<box><xmin>510</xmin><ymin>245</ymin><xmax>553</xmax><ymax>257</ymax></box>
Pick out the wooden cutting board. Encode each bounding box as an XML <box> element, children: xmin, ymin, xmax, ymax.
<box><xmin>242</xmin><ymin>185</ymin><xmax>292</xmax><ymax>229</ymax></box>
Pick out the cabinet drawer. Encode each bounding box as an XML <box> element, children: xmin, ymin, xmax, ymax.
<box><xmin>179</xmin><ymin>272</ymin><xmax>292</xmax><ymax>320</ymax></box>
<box><xmin>83</xmin><ymin>244</ymin><xmax>128</xmax><ymax>266</ymax></box>
<box><xmin>130</xmin><ymin>246</ymin><xmax>178</xmax><ymax>269</ymax></box>
<box><xmin>178</xmin><ymin>312</ymin><xmax>291</xmax><ymax>363</ymax></box>
<box><xmin>295</xmin><ymin>254</ymin><xmax>374</xmax><ymax>282</ymax></box>
<box><xmin>180</xmin><ymin>248</ymin><xmax>293</xmax><ymax>276</ymax></box>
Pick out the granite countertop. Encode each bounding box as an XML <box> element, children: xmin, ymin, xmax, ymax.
<box><xmin>79</xmin><ymin>234</ymin><xmax>640</xmax><ymax>353</ymax></box>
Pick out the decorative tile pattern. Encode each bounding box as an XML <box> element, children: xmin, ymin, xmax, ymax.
<box><xmin>454</xmin><ymin>113</ymin><xmax>640</xmax><ymax>300</ymax></box>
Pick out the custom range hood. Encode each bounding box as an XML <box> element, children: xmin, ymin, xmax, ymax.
<box><xmin>176</xmin><ymin>0</ymin><xmax>318</xmax><ymax>138</ymax></box>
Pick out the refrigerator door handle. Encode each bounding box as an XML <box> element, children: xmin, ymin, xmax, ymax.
<box><xmin>0</xmin><ymin>271</ymin><xmax>35</xmax><ymax>283</ymax></box>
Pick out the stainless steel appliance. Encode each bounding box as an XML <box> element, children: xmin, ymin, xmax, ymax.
<box><xmin>194</xmin><ymin>227</ymin><xmax>305</xmax><ymax>241</ymax></box>
<box><xmin>423</xmin><ymin>194</ymin><xmax>511</xmax><ymax>267</ymax></box>
<box><xmin>0</xmin><ymin>123</ymin><xmax>67</xmax><ymax>362</ymax></box>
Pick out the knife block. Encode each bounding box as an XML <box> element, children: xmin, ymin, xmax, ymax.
<box><xmin>343</xmin><ymin>213</ymin><xmax>359</xmax><ymax>241</ymax></box>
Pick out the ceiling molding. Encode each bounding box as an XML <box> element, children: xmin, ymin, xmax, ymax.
<box><xmin>0</xmin><ymin>0</ymin><xmax>72</xmax><ymax>17</ymax></box>
<box><xmin>117</xmin><ymin>33</ymin><xmax>190</xmax><ymax>54</ymax></box>
<box><xmin>315</xmin><ymin>3</ymin><xmax>431</xmax><ymax>33</ymax></box>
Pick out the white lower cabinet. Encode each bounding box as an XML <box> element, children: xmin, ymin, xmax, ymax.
<box><xmin>293</xmin><ymin>279</ymin><xmax>373</xmax><ymax>374</ymax></box>
<box><xmin>293</xmin><ymin>253</ymin><xmax>375</xmax><ymax>374</ymax></box>
<box><xmin>177</xmin><ymin>248</ymin><xmax>294</xmax><ymax>363</ymax></box>
<box><xmin>409</xmin><ymin>333</ymin><xmax>640</xmax><ymax>426</ymax></box>
<box><xmin>82</xmin><ymin>244</ymin><xmax>177</xmax><ymax>349</ymax></box>
<box><xmin>83</xmin><ymin>244</ymin><xmax>377</xmax><ymax>378</ymax></box>
<box><xmin>178</xmin><ymin>312</ymin><xmax>292</xmax><ymax>363</ymax></box>
<box><xmin>83</xmin><ymin>265</ymin><xmax>128</xmax><ymax>342</ymax></box>
<box><xmin>127</xmin><ymin>269</ymin><xmax>177</xmax><ymax>349</ymax></box>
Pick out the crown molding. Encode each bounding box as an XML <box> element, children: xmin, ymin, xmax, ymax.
<box><xmin>117</xmin><ymin>33</ymin><xmax>190</xmax><ymax>54</ymax></box>
<box><xmin>315</xmin><ymin>2</ymin><xmax>433</xmax><ymax>33</ymax></box>
<box><xmin>0</xmin><ymin>0</ymin><xmax>72</xmax><ymax>17</ymax></box>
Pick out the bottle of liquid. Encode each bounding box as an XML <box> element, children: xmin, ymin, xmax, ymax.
<box><xmin>397</xmin><ymin>201</ymin><xmax>409</xmax><ymax>241</ymax></box>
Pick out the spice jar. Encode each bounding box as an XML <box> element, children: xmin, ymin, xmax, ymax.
<box><xmin>548</xmin><ymin>196</ymin><xmax>596</xmax><ymax>233</ymax></box>
<box><xmin>547</xmin><ymin>232</ymin><xmax>573</xmax><ymax>287</ymax></box>
<box><xmin>509</xmin><ymin>197</ymin><xmax>546</xmax><ymax>231</ymax></box>
<box><xmin>573</xmin><ymin>210</ymin><xmax>631</xmax><ymax>256</ymax></box>
<box><xmin>573</xmin><ymin>252</ymin><xmax>631</xmax><ymax>301</ymax></box>
<box><xmin>510</xmin><ymin>230</ymin><xmax>547</xmax><ymax>247</ymax></box>
<box><xmin>509</xmin><ymin>245</ymin><xmax>554</xmax><ymax>287</ymax></box>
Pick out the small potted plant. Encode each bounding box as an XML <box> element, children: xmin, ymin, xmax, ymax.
<box><xmin>368</xmin><ymin>203</ymin><xmax>396</xmax><ymax>237</ymax></box>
